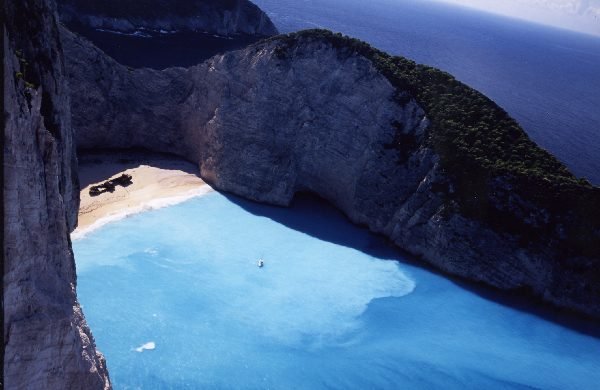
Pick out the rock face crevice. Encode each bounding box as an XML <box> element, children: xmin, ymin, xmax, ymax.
<box><xmin>63</xmin><ymin>30</ymin><xmax>600</xmax><ymax>319</ymax></box>
<box><xmin>3</xmin><ymin>0</ymin><xmax>111</xmax><ymax>388</ymax></box>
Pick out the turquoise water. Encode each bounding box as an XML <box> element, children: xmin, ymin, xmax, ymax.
<box><xmin>74</xmin><ymin>193</ymin><xmax>600</xmax><ymax>389</ymax></box>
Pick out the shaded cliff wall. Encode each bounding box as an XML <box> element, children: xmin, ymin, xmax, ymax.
<box><xmin>62</xmin><ymin>27</ymin><xmax>197</xmax><ymax>160</ymax></box>
<box><xmin>58</xmin><ymin>0</ymin><xmax>278</xmax><ymax>36</ymax></box>
<box><xmin>62</xmin><ymin>30</ymin><xmax>600</xmax><ymax>319</ymax></box>
<box><xmin>3</xmin><ymin>0</ymin><xmax>110</xmax><ymax>388</ymax></box>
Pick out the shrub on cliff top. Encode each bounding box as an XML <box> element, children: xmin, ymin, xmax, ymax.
<box><xmin>268</xmin><ymin>29</ymin><xmax>600</xmax><ymax>257</ymax></box>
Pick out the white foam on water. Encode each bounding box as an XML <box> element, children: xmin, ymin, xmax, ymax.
<box><xmin>71</xmin><ymin>186</ymin><xmax>213</xmax><ymax>241</ymax></box>
<box><xmin>134</xmin><ymin>341</ymin><xmax>156</xmax><ymax>352</ymax></box>
<box><xmin>95</xmin><ymin>28</ymin><xmax>152</xmax><ymax>38</ymax></box>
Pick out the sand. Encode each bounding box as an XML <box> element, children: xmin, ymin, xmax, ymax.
<box><xmin>72</xmin><ymin>152</ymin><xmax>213</xmax><ymax>239</ymax></box>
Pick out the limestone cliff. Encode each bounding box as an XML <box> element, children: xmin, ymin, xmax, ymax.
<box><xmin>62</xmin><ymin>29</ymin><xmax>600</xmax><ymax>319</ymax></box>
<box><xmin>58</xmin><ymin>0</ymin><xmax>278</xmax><ymax>36</ymax></box>
<box><xmin>3</xmin><ymin>0</ymin><xmax>110</xmax><ymax>388</ymax></box>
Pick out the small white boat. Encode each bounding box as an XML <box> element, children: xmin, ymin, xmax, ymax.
<box><xmin>257</xmin><ymin>259</ymin><xmax>264</xmax><ymax>268</ymax></box>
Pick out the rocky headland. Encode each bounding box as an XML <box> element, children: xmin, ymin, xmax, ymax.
<box><xmin>58</xmin><ymin>0</ymin><xmax>277</xmax><ymax>36</ymax></box>
<box><xmin>62</xmin><ymin>28</ymin><xmax>600</xmax><ymax>319</ymax></box>
<box><xmin>4</xmin><ymin>0</ymin><xmax>599</xmax><ymax>387</ymax></box>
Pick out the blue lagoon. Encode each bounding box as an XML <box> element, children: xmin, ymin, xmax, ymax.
<box><xmin>74</xmin><ymin>193</ymin><xmax>600</xmax><ymax>389</ymax></box>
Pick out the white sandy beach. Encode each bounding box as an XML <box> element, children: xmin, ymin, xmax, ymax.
<box><xmin>72</xmin><ymin>153</ymin><xmax>213</xmax><ymax>239</ymax></box>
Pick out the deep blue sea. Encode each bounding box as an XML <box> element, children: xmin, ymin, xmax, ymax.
<box><xmin>252</xmin><ymin>0</ymin><xmax>600</xmax><ymax>185</ymax></box>
<box><xmin>74</xmin><ymin>193</ymin><xmax>600</xmax><ymax>389</ymax></box>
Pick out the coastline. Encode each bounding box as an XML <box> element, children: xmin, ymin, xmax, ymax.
<box><xmin>72</xmin><ymin>152</ymin><xmax>213</xmax><ymax>240</ymax></box>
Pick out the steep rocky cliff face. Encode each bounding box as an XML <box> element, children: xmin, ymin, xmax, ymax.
<box><xmin>62</xmin><ymin>29</ymin><xmax>600</xmax><ymax>319</ymax></box>
<box><xmin>3</xmin><ymin>1</ymin><xmax>110</xmax><ymax>388</ymax></box>
<box><xmin>58</xmin><ymin>0</ymin><xmax>277</xmax><ymax>36</ymax></box>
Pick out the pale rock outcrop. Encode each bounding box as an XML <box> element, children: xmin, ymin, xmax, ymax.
<box><xmin>3</xmin><ymin>0</ymin><xmax>110</xmax><ymax>388</ymax></box>
<box><xmin>62</xmin><ymin>30</ymin><xmax>600</xmax><ymax>319</ymax></box>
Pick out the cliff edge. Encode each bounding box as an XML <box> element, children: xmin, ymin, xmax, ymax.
<box><xmin>63</xmin><ymin>29</ymin><xmax>600</xmax><ymax>319</ymax></box>
<box><xmin>3</xmin><ymin>0</ymin><xmax>111</xmax><ymax>388</ymax></box>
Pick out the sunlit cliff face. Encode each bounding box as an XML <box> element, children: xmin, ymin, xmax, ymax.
<box><xmin>433</xmin><ymin>0</ymin><xmax>600</xmax><ymax>36</ymax></box>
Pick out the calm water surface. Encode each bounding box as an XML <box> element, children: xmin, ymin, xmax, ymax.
<box><xmin>74</xmin><ymin>193</ymin><xmax>600</xmax><ymax>389</ymax></box>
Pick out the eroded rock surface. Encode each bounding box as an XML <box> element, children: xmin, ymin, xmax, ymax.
<box><xmin>3</xmin><ymin>0</ymin><xmax>110</xmax><ymax>388</ymax></box>
<box><xmin>62</xmin><ymin>29</ymin><xmax>600</xmax><ymax>319</ymax></box>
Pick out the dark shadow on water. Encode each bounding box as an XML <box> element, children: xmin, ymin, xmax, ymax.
<box><xmin>224</xmin><ymin>191</ymin><xmax>600</xmax><ymax>338</ymax></box>
<box><xmin>225</xmin><ymin>192</ymin><xmax>395</xmax><ymax>260</ymax></box>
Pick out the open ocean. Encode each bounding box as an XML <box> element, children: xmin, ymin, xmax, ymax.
<box><xmin>253</xmin><ymin>0</ymin><xmax>600</xmax><ymax>184</ymax></box>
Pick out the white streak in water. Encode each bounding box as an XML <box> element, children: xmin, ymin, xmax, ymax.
<box><xmin>95</xmin><ymin>28</ymin><xmax>152</xmax><ymax>38</ymax></box>
<box><xmin>134</xmin><ymin>341</ymin><xmax>156</xmax><ymax>352</ymax></box>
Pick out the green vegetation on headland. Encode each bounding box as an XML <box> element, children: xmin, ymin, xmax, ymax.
<box><xmin>269</xmin><ymin>30</ymin><xmax>600</xmax><ymax>258</ymax></box>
